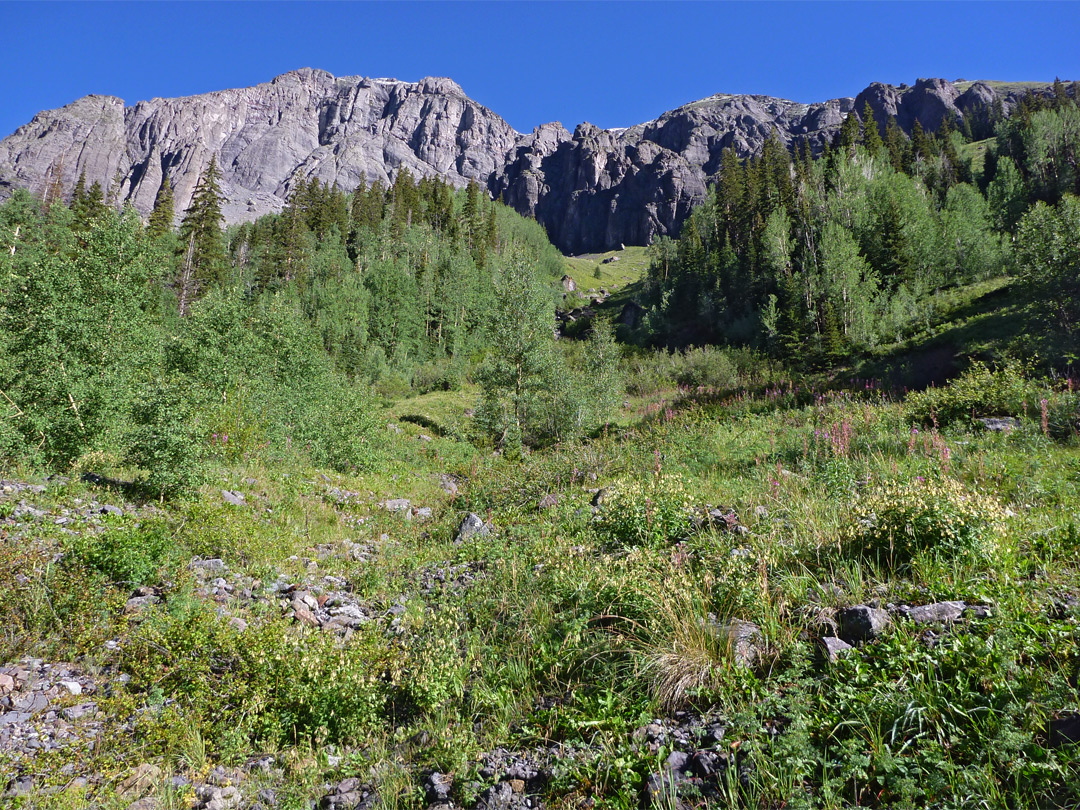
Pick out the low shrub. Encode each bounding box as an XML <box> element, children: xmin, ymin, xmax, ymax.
<box><xmin>674</xmin><ymin>346</ymin><xmax>740</xmax><ymax>390</ymax></box>
<box><xmin>905</xmin><ymin>360</ymin><xmax>1040</xmax><ymax>426</ymax></box>
<box><xmin>66</xmin><ymin>517</ymin><xmax>172</xmax><ymax>587</ymax></box>
<box><xmin>127</xmin><ymin>602</ymin><xmax>388</xmax><ymax>749</ymax></box>
<box><xmin>595</xmin><ymin>474</ymin><xmax>694</xmax><ymax>547</ymax></box>
<box><xmin>842</xmin><ymin>476</ymin><xmax>1008</xmax><ymax>569</ymax></box>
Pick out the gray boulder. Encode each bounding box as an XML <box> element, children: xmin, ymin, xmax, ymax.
<box><xmin>904</xmin><ymin>601</ymin><xmax>966</xmax><ymax>624</ymax></box>
<box><xmin>818</xmin><ymin>636</ymin><xmax>854</xmax><ymax>663</ymax></box>
<box><xmin>837</xmin><ymin>605</ymin><xmax>892</xmax><ymax>644</ymax></box>
<box><xmin>454</xmin><ymin>512</ymin><xmax>491</xmax><ymax>544</ymax></box>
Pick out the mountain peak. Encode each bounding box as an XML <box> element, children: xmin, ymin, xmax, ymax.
<box><xmin>0</xmin><ymin>74</ymin><xmax>1059</xmax><ymax>253</ymax></box>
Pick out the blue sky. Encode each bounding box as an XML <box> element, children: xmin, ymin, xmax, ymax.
<box><xmin>3</xmin><ymin>1</ymin><xmax>1079</xmax><ymax>138</ymax></box>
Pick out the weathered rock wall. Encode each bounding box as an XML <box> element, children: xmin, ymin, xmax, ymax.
<box><xmin>0</xmin><ymin>71</ymin><xmax>1043</xmax><ymax>253</ymax></box>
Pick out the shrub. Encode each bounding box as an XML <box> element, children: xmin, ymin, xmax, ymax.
<box><xmin>596</xmin><ymin>474</ymin><xmax>694</xmax><ymax>547</ymax></box>
<box><xmin>391</xmin><ymin>609</ymin><xmax>468</xmax><ymax>714</ymax></box>
<box><xmin>674</xmin><ymin>346</ymin><xmax>739</xmax><ymax>390</ymax></box>
<box><xmin>127</xmin><ymin>603</ymin><xmax>388</xmax><ymax>748</ymax></box>
<box><xmin>67</xmin><ymin>518</ymin><xmax>172</xmax><ymax>587</ymax></box>
<box><xmin>905</xmin><ymin>360</ymin><xmax>1039</xmax><ymax>426</ymax></box>
<box><xmin>127</xmin><ymin>378</ymin><xmax>205</xmax><ymax>499</ymax></box>
<box><xmin>842</xmin><ymin>477</ymin><xmax>1007</xmax><ymax>569</ymax></box>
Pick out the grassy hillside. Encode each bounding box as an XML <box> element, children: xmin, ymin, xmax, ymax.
<box><xmin>562</xmin><ymin>246</ymin><xmax>650</xmax><ymax>296</ymax></box>
<box><xmin>3</xmin><ymin>337</ymin><xmax>1079</xmax><ymax>809</ymax></box>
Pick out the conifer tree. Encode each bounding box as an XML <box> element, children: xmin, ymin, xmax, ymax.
<box><xmin>72</xmin><ymin>181</ymin><xmax>108</xmax><ymax>230</ymax></box>
<box><xmin>862</xmin><ymin>102</ymin><xmax>885</xmax><ymax>156</ymax></box>
<box><xmin>177</xmin><ymin>155</ymin><xmax>226</xmax><ymax>314</ymax></box>
<box><xmin>911</xmin><ymin>120</ymin><xmax>934</xmax><ymax>164</ymax></box>
<box><xmin>70</xmin><ymin>172</ymin><xmax>88</xmax><ymax>214</ymax></box>
<box><xmin>837</xmin><ymin>112</ymin><xmax>861</xmax><ymax>158</ymax></box>
<box><xmin>147</xmin><ymin>177</ymin><xmax>175</xmax><ymax>239</ymax></box>
<box><xmin>884</xmin><ymin>116</ymin><xmax>909</xmax><ymax>172</ymax></box>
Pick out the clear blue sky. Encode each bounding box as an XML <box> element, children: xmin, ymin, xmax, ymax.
<box><xmin>3</xmin><ymin>1</ymin><xmax>1079</xmax><ymax>138</ymax></box>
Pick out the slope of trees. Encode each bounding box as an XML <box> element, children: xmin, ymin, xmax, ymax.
<box><xmin>641</xmin><ymin>86</ymin><xmax>1079</xmax><ymax>367</ymax></box>
<box><xmin>0</xmin><ymin>165</ymin><xmax>585</xmax><ymax>490</ymax></box>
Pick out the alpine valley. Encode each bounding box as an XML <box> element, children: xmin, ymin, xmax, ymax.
<box><xmin>2</xmin><ymin>60</ymin><xmax>1080</xmax><ymax>810</ymax></box>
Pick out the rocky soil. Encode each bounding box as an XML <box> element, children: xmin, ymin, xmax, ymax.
<box><xmin>0</xmin><ymin>473</ymin><xmax>1028</xmax><ymax>809</ymax></box>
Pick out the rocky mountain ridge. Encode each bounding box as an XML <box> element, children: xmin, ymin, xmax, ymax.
<box><xmin>0</xmin><ymin>70</ymin><xmax>1053</xmax><ymax>252</ymax></box>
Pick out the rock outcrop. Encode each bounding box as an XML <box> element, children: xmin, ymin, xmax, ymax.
<box><xmin>0</xmin><ymin>68</ymin><xmax>518</xmax><ymax>226</ymax></box>
<box><xmin>0</xmin><ymin>70</ymin><xmax>1055</xmax><ymax>253</ymax></box>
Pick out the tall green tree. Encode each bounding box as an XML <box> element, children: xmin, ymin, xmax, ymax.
<box><xmin>177</xmin><ymin>155</ymin><xmax>227</xmax><ymax>314</ymax></box>
<box><xmin>862</xmin><ymin>102</ymin><xmax>885</xmax><ymax>157</ymax></box>
<box><xmin>474</xmin><ymin>252</ymin><xmax>559</xmax><ymax>456</ymax></box>
<box><xmin>147</xmin><ymin>176</ymin><xmax>175</xmax><ymax>239</ymax></box>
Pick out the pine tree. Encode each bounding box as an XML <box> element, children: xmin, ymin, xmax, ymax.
<box><xmin>884</xmin><ymin>116</ymin><xmax>910</xmax><ymax>172</ymax></box>
<box><xmin>177</xmin><ymin>155</ymin><xmax>226</xmax><ymax>313</ymax></box>
<box><xmin>73</xmin><ymin>181</ymin><xmax>108</xmax><ymax>229</ymax></box>
<box><xmin>147</xmin><ymin>177</ymin><xmax>175</xmax><ymax>239</ymax></box>
<box><xmin>70</xmin><ymin>172</ymin><xmax>88</xmax><ymax>214</ymax></box>
<box><xmin>862</xmin><ymin>102</ymin><xmax>885</xmax><ymax>156</ymax></box>
<box><xmin>911</xmin><ymin>119</ymin><xmax>934</xmax><ymax>163</ymax></box>
<box><xmin>837</xmin><ymin>112</ymin><xmax>861</xmax><ymax>158</ymax></box>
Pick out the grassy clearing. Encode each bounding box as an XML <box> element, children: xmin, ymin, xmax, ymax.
<box><xmin>563</xmin><ymin>246</ymin><xmax>650</xmax><ymax>297</ymax></box>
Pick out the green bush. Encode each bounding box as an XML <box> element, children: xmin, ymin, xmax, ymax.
<box><xmin>842</xmin><ymin>477</ymin><xmax>1007</xmax><ymax>568</ymax></box>
<box><xmin>127</xmin><ymin>378</ymin><xmax>205</xmax><ymax>498</ymax></box>
<box><xmin>67</xmin><ymin>518</ymin><xmax>172</xmax><ymax>587</ymax></box>
<box><xmin>595</xmin><ymin>474</ymin><xmax>694</xmax><ymax>547</ymax></box>
<box><xmin>905</xmin><ymin>360</ymin><xmax>1039</xmax><ymax>426</ymax></box>
<box><xmin>674</xmin><ymin>346</ymin><xmax>739</xmax><ymax>389</ymax></box>
<box><xmin>128</xmin><ymin>602</ymin><xmax>388</xmax><ymax>747</ymax></box>
<box><xmin>292</xmin><ymin>376</ymin><xmax>381</xmax><ymax>472</ymax></box>
<box><xmin>392</xmin><ymin>609</ymin><xmax>468</xmax><ymax>714</ymax></box>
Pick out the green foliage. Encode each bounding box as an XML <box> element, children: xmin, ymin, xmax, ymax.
<box><xmin>392</xmin><ymin>609</ymin><xmax>468</xmax><ymax>714</ymax></box>
<box><xmin>623</xmin><ymin>345</ymin><xmax>777</xmax><ymax>396</ymax></box>
<box><xmin>147</xmin><ymin>176</ymin><xmax>175</xmax><ymax>240</ymax></box>
<box><xmin>177</xmin><ymin>155</ymin><xmax>226</xmax><ymax>311</ymax></box>
<box><xmin>843</xmin><ymin>476</ymin><xmax>1008</xmax><ymax>569</ymax></box>
<box><xmin>595</xmin><ymin>473</ymin><xmax>694</xmax><ymax>547</ymax></box>
<box><xmin>127</xmin><ymin>377</ymin><xmax>205</xmax><ymax>498</ymax></box>
<box><xmin>643</xmin><ymin>90</ymin><xmax>1080</xmax><ymax>366</ymax></box>
<box><xmin>1016</xmin><ymin>194</ymin><xmax>1080</xmax><ymax>330</ymax></box>
<box><xmin>66</xmin><ymin>518</ymin><xmax>172</xmax><ymax>587</ymax></box>
<box><xmin>0</xmin><ymin>203</ymin><xmax>157</xmax><ymax>466</ymax></box>
<box><xmin>904</xmin><ymin>360</ymin><xmax>1047</xmax><ymax>426</ymax></box>
<box><xmin>127</xmin><ymin>601</ymin><xmax>388</xmax><ymax>749</ymax></box>
<box><xmin>474</xmin><ymin>252</ymin><xmax>561</xmax><ymax>453</ymax></box>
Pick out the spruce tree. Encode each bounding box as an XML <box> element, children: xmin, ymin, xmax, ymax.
<box><xmin>177</xmin><ymin>155</ymin><xmax>226</xmax><ymax>314</ymax></box>
<box><xmin>147</xmin><ymin>177</ymin><xmax>175</xmax><ymax>239</ymax></box>
<box><xmin>70</xmin><ymin>172</ymin><xmax>88</xmax><ymax>214</ymax></box>
<box><xmin>71</xmin><ymin>181</ymin><xmax>108</xmax><ymax>230</ymax></box>
<box><xmin>837</xmin><ymin>112</ymin><xmax>861</xmax><ymax>158</ymax></box>
<box><xmin>862</xmin><ymin>102</ymin><xmax>885</xmax><ymax>156</ymax></box>
<box><xmin>884</xmin><ymin>116</ymin><xmax>909</xmax><ymax>172</ymax></box>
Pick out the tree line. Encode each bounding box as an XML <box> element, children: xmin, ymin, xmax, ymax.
<box><xmin>641</xmin><ymin>83</ymin><xmax>1080</xmax><ymax>366</ymax></box>
<box><xmin>0</xmin><ymin>160</ymin><xmax>611</xmax><ymax>491</ymax></box>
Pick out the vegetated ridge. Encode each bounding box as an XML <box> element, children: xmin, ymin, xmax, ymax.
<box><xmin>0</xmin><ymin>70</ymin><xmax>1054</xmax><ymax>253</ymax></box>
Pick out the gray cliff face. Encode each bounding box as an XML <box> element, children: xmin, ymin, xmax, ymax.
<box><xmin>488</xmin><ymin>92</ymin><xmax>857</xmax><ymax>254</ymax></box>
<box><xmin>0</xmin><ymin>68</ymin><xmax>519</xmax><ymax>226</ymax></box>
<box><xmin>0</xmin><ymin>71</ymin><xmax>1050</xmax><ymax>253</ymax></box>
<box><xmin>491</xmin><ymin>122</ymin><xmax>707</xmax><ymax>256</ymax></box>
